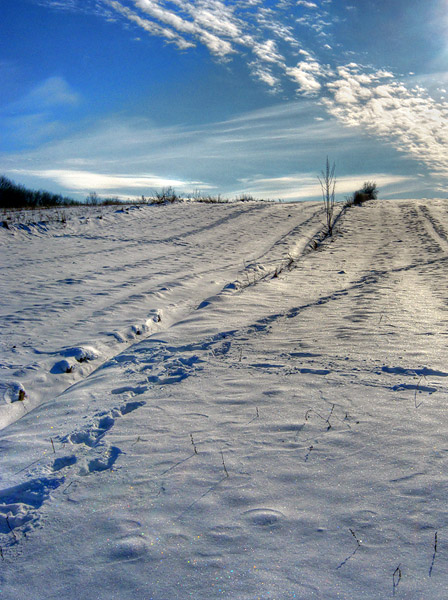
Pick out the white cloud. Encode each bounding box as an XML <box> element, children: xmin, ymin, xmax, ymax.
<box><xmin>13</xmin><ymin>0</ymin><xmax>448</xmax><ymax>191</ymax></box>
<box><xmin>251</xmin><ymin>39</ymin><xmax>284</xmax><ymax>64</ymax></box>
<box><xmin>248</xmin><ymin>63</ymin><xmax>280</xmax><ymax>88</ymax></box>
<box><xmin>236</xmin><ymin>172</ymin><xmax>412</xmax><ymax>201</ymax></box>
<box><xmin>105</xmin><ymin>1</ymin><xmax>195</xmax><ymax>50</ymax></box>
<box><xmin>323</xmin><ymin>64</ymin><xmax>448</xmax><ymax>178</ymax></box>
<box><xmin>286</xmin><ymin>59</ymin><xmax>324</xmax><ymax>94</ymax></box>
<box><xmin>8</xmin><ymin>76</ymin><xmax>81</xmax><ymax>112</ymax></box>
<box><xmin>130</xmin><ymin>0</ymin><xmax>236</xmax><ymax>57</ymax></box>
<box><xmin>11</xmin><ymin>168</ymin><xmax>193</xmax><ymax>192</ymax></box>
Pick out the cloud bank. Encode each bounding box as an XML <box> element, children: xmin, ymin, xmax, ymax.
<box><xmin>31</xmin><ymin>0</ymin><xmax>448</xmax><ymax>183</ymax></box>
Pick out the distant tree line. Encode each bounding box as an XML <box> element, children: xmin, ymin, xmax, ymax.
<box><xmin>0</xmin><ymin>175</ymin><xmax>81</xmax><ymax>209</ymax></box>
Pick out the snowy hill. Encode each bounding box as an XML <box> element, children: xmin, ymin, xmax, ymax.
<box><xmin>1</xmin><ymin>199</ymin><xmax>448</xmax><ymax>599</ymax></box>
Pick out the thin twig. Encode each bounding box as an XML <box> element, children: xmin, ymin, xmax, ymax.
<box><xmin>51</xmin><ymin>438</ymin><xmax>55</xmax><ymax>454</ymax></box>
<box><xmin>62</xmin><ymin>481</ymin><xmax>75</xmax><ymax>495</ymax></box>
<box><xmin>221</xmin><ymin>450</ymin><xmax>229</xmax><ymax>478</ymax></box>
<box><xmin>326</xmin><ymin>404</ymin><xmax>335</xmax><ymax>431</ymax></box>
<box><xmin>429</xmin><ymin>531</ymin><xmax>438</xmax><ymax>577</ymax></box>
<box><xmin>415</xmin><ymin>375</ymin><xmax>427</xmax><ymax>408</ymax></box>
<box><xmin>304</xmin><ymin>445</ymin><xmax>314</xmax><ymax>462</ymax></box>
<box><xmin>392</xmin><ymin>565</ymin><xmax>402</xmax><ymax>596</ymax></box>
<box><xmin>246</xmin><ymin>406</ymin><xmax>260</xmax><ymax>425</ymax></box>
<box><xmin>190</xmin><ymin>433</ymin><xmax>198</xmax><ymax>455</ymax></box>
<box><xmin>336</xmin><ymin>528</ymin><xmax>361</xmax><ymax>569</ymax></box>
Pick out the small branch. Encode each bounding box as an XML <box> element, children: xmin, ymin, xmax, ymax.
<box><xmin>246</xmin><ymin>406</ymin><xmax>260</xmax><ymax>425</ymax></box>
<box><xmin>392</xmin><ymin>565</ymin><xmax>402</xmax><ymax>596</ymax></box>
<box><xmin>62</xmin><ymin>481</ymin><xmax>75</xmax><ymax>495</ymax></box>
<box><xmin>336</xmin><ymin>528</ymin><xmax>361</xmax><ymax>569</ymax></box>
<box><xmin>350</xmin><ymin>528</ymin><xmax>361</xmax><ymax>546</ymax></box>
<box><xmin>220</xmin><ymin>450</ymin><xmax>229</xmax><ymax>478</ymax></box>
<box><xmin>325</xmin><ymin>404</ymin><xmax>335</xmax><ymax>431</ymax></box>
<box><xmin>415</xmin><ymin>375</ymin><xmax>427</xmax><ymax>409</ymax></box>
<box><xmin>190</xmin><ymin>433</ymin><xmax>198</xmax><ymax>455</ymax></box>
<box><xmin>304</xmin><ymin>445</ymin><xmax>314</xmax><ymax>462</ymax></box>
<box><xmin>429</xmin><ymin>531</ymin><xmax>438</xmax><ymax>577</ymax></box>
<box><xmin>51</xmin><ymin>438</ymin><xmax>56</xmax><ymax>454</ymax></box>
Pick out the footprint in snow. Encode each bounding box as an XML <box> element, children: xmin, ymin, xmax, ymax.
<box><xmin>60</xmin><ymin>400</ymin><xmax>145</xmax><ymax>448</ymax></box>
<box><xmin>242</xmin><ymin>508</ymin><xmax>285</xmax><ymax>527</ymax></box>
<box><xmin>0</xmin><ymin>477</ymin><xmax>63</xmax><ymax>538</ymax></box>
<box><xmin>80</xmin><ymin>446</ymin><xmax>123</xmax><ymax>475</ymax></box>
<box><xmin>52</xmin><ymin>455</ymin><xmax>77</xmax><ymax>472</ymax></box>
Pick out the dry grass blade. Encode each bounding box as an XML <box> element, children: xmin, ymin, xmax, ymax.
<box><xmin>392</xmin><ymin>565</ymin><xmax>402</xmax><ymax>596</ymax></box>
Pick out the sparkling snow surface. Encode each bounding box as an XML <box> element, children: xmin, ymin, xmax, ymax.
<box><xmin>1</xmin><ymin>199</ymin><xmax>448</xmax><ymax>599</ymax></box>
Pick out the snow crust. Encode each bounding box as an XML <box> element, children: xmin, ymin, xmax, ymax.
<box><xmin>1</xmin><ymin>199</ymin><xmax>448</xmax><ymax>598</ymax></box>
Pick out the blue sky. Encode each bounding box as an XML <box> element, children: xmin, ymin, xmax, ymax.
<box><xmin>1</xmin><ymin>0</ymin><xmax>447</xmax><ymax>201</ymax></box>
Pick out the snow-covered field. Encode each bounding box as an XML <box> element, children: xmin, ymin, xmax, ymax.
<box><xmin>1</xmin><ymin>198</ymin><xmax>448</xmax><ymax>599</ymax></box>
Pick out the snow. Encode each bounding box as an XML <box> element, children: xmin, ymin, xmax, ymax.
<box><xmin>1</xmin><ymin>198</ymin><xmax>448</xmax><ymax>598</ymax></box>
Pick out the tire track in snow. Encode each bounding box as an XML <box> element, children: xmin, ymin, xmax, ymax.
<box><xmin>417</xmin><ymin>204</ymin><xmax>448</xmax><ymax>253</ymax></box>
<box><xmin>0</xmin><ymin>202</ymin><xmax>323</xmax><ymax>431</ymax></box>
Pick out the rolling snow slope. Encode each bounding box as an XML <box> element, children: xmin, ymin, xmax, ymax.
<box><xmin>0</xmin><ymin>201</ymin><xmax>323</xmax><ymax>429</ymax></box>
<box><xmin>1</xmin><ymin>199</ymin><xmax>448</xmax><ymax>599</ymax></box>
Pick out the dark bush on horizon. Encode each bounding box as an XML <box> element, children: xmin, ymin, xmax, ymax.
<box><xmin>0</xmin><ymin>175</ymin><xmax>79</xmax><ymax>209</ymax></box>
<box><xmin>352</xmin><ymin>181</ymin><xmax>378</xmax><ymax>206</ymax></box>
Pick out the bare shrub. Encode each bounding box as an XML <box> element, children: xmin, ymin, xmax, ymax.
<box><xmin>352</xmin><ymin>182</ymin><xmax>378</xmax><ymax>205</ymax></box>
<box><xmin>318</xmin><ymin>157</ymin><xmax>336</xmax><ymax>236</ymax></box>
<box><xmin>151</xmin><ymin>187</ymin><xmax>179</xmax><ymax>204</ymax></box>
